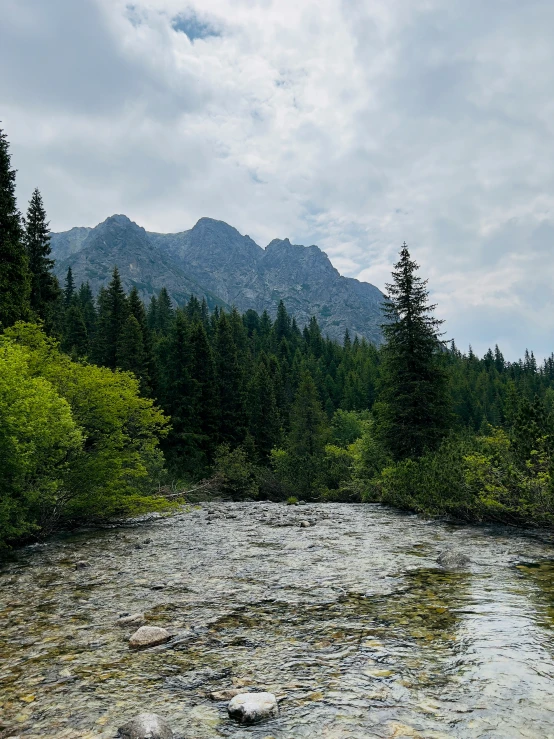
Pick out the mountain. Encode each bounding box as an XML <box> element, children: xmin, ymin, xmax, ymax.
<box><xmin>51</xmin><ymin>215</ymin><xmax>385</xmax><ymax>343</ymax></box>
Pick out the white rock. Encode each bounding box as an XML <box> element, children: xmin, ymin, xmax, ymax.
<box><xmin>117</xmin><ymin>712</ymin><xmax>173</xmax><ymax>738</ymax></box>
<box><xmin>128</xmin><ymin>626</ymin><xmax>171</xmax><ymax>649</ymax></box>
<box><xmin>228</xmin><ymin>692</ymin><xmax>278</xmax><ymax>724</ymax></box>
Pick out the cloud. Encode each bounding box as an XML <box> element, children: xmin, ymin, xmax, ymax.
<box><xmin>2</xmin><ymin>0</ymin><xmax>554</xmax><ymax>358</ymax></box>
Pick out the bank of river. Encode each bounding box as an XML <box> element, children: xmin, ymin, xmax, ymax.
<box><xmin>1</xmin><ymin>502</ymin><xmax>554</xmax><ymax>738</ymax></box>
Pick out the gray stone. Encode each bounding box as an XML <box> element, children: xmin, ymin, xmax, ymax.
<box><xmin>437</xmin><ymin>549</ymin><xmax>470</xmax><ymax>570</ymax></box>
<box><xmin>117</xmin><ymin>713</ymin><xmax>173</xmax><ymax>739</ymax></box>
<box><xmin>300</xmin><ymin>520</ymin><xmax>311</xmax><ymax>528</ymax></box>
<box><xmin>129</xmin><ymin>626</ymin><xmax>171</xmax><ymax>649</ymax></box>
<box><xmin>228</xmin><ymin>692</ymin><xmax>278</xmax><ymax>724</ymax></box>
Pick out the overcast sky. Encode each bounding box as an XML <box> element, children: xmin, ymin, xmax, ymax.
<box><xmin>3</xmin><ymin>0</ymin><xmax>554</xmax><ymax>358</ymax></box>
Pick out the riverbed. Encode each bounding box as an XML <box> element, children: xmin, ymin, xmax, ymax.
<box><xmin>1</xmin><ymin>502</ymin><xmax>554</xmax><ymax>738</ymax></box>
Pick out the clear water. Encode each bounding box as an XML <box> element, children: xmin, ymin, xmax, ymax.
<box><xmin>1</xmin><ymin>502</ymin><xmax>554</xmax><ymax>738</ymax></box>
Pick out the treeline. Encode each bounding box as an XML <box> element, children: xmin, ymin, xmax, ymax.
<box><xmin>3</xmin><ymin>123</ymin><xmax>554</xmax><ymax>546</ymax></box>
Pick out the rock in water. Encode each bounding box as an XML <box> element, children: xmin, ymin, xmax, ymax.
<box><xmin>228</xmin><ymin>692</ymin><xmax>278</xmax><ymax>724</ymax></box>
<box><xmin>437</xmin><ymin>549</ymin><xmax>470</xmax><ymax>570</ymax></box>
<box><xmin>128</xmin><ymin>626</ymin><xmax>171</xmax><ymax>649</ymax></box>
<box><xmin>117</xmin><ymin>613</ymin><xmax>145</xmax><ymax>627</ymax></box>
<box><xmin>118</xmin><ymin>713</ymin><xmax>173</xmax><ymax>738</ymax></box>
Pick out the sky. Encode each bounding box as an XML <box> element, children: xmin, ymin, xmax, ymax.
<box><xmin>2</xmin><ymin>0</ymin><xmax>554</xmax><ymax>359</ymax></box>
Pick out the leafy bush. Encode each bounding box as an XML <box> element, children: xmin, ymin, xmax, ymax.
<box><xmin>0</xmin><ymin>324</ymin><xmax>170</xmax><ymax>545</ymax></box>
<box><xmin>213</xmin><ymin>443</ymin><xmax>261</xmax><ymax>499</ymax></box>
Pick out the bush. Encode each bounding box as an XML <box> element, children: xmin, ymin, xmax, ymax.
<box><xmin>0</xmin><ymin>324</ymin><xmax>170</xmax><ymax>545</ymax></box>
<box><xmin>213</xmin><ymin>443</ymin><xmax>261</xmax><ymax>500</ymax></box>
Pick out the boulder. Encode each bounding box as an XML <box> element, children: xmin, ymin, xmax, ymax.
<box><xmin>228</xmin><ymin>692</ymin><xmax>278</xmax><ymax>724</ymax></box>
<box><xmin>117</xmin><ymin>713</ymin><xmax>173</xmax><ymax>739</ymax></box>
<box><xmin>299</xmin><ymin>520</ymin><xmax>311</xmax><ymax>528</ymax></box>
<box><xmin>129</xmin><ymin>626</ymin><xmax>171</xmax><ymax>649</ymax></box>
<box><xmin>437</xmin><ymin>549</ymin><xmax>470</xmax><ymax>570</ymax></box>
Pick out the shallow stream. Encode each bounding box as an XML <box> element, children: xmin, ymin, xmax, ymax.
<box><xmin>2</xmin><ymin>503</ymin><xmax>554</xmax><ymax>738</ymax></box>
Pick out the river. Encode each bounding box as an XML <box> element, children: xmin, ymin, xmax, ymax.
<box><xmin>1</xmin><ymin>502</ymin><xmax>554</xmax><ymax>738</ymax></box>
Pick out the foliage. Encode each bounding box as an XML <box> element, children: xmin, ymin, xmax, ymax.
<box><xmin>0</xmin><ymin>324</ymin><xmax>170</xmax><ymax>546</ymax></box>
<box><xmin>213</xmin><ymin>443</ymin><xmax>260</xmax><ymax>500</ymax></box>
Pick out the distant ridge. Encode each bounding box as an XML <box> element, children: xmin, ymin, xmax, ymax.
<box><xmin>51</xmin><ymin>215</ymin><xmax>385</xmax><ymax>343</ymax></box>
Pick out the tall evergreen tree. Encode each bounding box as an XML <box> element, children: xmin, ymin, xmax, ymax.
<box><xmin>248</xmin><ymin>354</ymin><xmax>281</xmax><ymax>460</ymax></box>
<box><xmin>117</xmin><ymin>314</ymin><xmax>148</xmax><ymax>388</ymax></box>
<box><xmin>377</xmin><ymin>243</ymin><xmax>451</xmax><ymax>460</ymax></box>
<box><xmin>64</xmin><ymin>267</ymin><xmax>75</xmax><ymax>305</ymax></box>
<box><xmin>285</xmin><ymin>370</ymin><xmax>329</xmax><ymax>497</ymax></box>
<box><xmin>24</xmin><ymin>188</ymin><xmax>59</xmax><ymax>319</ymax></box>
<box><xmin>91</xmin><ymin>269</ymin><xmax>128</xmax><ymax>369</ymax></box>
<box><xmin>61</xmin><ymin>303</ymin><xmax>88</xmax><ymax>356</ymax></box>
<box><xmin>215</xmin><ymin>311</ymin><xmax>247</xmax><ymax>445</ymax></box>
<box><xmin>0</xmin><ymin>128</ymin><xmax>31</xmax><ymax>327</ymax></box>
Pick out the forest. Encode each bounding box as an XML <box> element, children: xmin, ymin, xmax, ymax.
<box><xmin>2</xmin><ymin>126</ymin><xmax>554</xmax><ymax>548</ymax></box>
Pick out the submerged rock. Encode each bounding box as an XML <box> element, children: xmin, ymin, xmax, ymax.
<box><xmin>117</xmin><ymin>613</ymin><xmax>145</xmax><ymax>627</ymax></box>
<box><xmin>228</xmin><ymin>692</ymin><xmax>278</xmax><ymax>724</ymax></box>
<box><xmin>129</xmin><ymin>626</ymin><xmax>171</xmax><ymax>649</ymax></box>
<box><xmin>117</xmin><ymin>712</ymin><xmax>173</xmax><ymax>738</ymax></box>
<box><xmin>210</xmin><ymin>688</ymin><xmax>242</xmax><ymax>701</ymax></box>
<box><xmin>437</xmin><ymin>549</ymin><xmax>470</xmax><ymax>570</ymax></box>
<box><xmin>300</xmin><ymin>520</ymin><xmax>311</xmax><ymax>528</ymax></box>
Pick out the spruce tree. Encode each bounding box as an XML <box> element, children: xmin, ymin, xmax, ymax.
<box><xmin>61</xmin><ymin>303</ymin><xmax>88</xmax><ymax>356</ymax></box>
<box><xmin>285</xmin><ymin>370</ymin><xmax>329</xmax><ymax>498</ymax></box>
<box><xmin>24</xmin><ymin>188</ymin><xmax>59</xmax><ymax>319</ymax></box>
<box><xmin>377</xmin><ymin>243</ymin><xmax>451</xmax><ymax>460</ymax></box>
<box><xmin>215</xmin><ymin>311</ymin><xmax>247</xmax><ymax>445</ymax></box>
<box><xmin>0</xmin><ymin>128</ymin><xmax>31</xmax><ymax>327</ymax></box>
<box><xmin>64</xmin><ymin>267</ymin><xmax>75</xmax><ymax>305</ymax></box>
<box><xmin>117</xmin><ymin>314</ymin><xmax>148</xmax><ymax>388</ymax></box>
<box><xmin>248</xmin><ymin>354</ymin><xmax>281</xmax><ymax>460</ymax></box>
<box><xmin>77</xmin><ymin>282</ymin><xmax>97</xmax><ymax>339</ymax></box>
<box><xmin>91</xmin><ymin>269</ymin><xmax>128</xmax><ymax>369</ymax></box>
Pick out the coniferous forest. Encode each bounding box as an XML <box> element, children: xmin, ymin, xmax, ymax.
<box><xmin>3</xmin><ymin>126</ymin><xmax>554</xmax><ymax>548</ymax></box>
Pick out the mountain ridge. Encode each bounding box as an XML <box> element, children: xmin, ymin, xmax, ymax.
<box><xmin>51</xmin><ymin>215</ymin><xmax>385</xmax><ymax>343</ymax></box>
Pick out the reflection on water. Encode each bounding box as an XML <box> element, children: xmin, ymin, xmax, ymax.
<box><xmin>1</xmin><ymin>503</ymin><xmax>554</xmax><ymax>738</ymax></box>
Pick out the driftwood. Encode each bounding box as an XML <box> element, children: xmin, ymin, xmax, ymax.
<box><xmin>156</xmin><ymin>475</ymin><xmax>222</xmax><ymax>500</ymax></box>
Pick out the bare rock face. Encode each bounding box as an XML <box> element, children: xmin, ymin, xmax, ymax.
<box><xmin>117</xmin><ymin>713</ymin><xmax>173</xmax><ymax>739</ymax></box>
<box><xmin>51</xmin><ymin>216</ymin><xmax>385</xmax><ymax>344</ymax></box>
<box><xmin>128</xmin><ymin>626</ymin><xmax>171</xmax><ymax>649</ymax></box>
<box><xmin>228</xmin><ymin>692</ymin><xmax>278</xmax><ymax>724</ymax></box>
<box><xmin>437</xmin><ymin>549</ymin><xmax>470</xmax><ymax>570</ymax></box>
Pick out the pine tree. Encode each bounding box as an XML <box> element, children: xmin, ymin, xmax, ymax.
<box><xmin>117</xmin><ymin>314</ymin><xmax>148</xmax><ymax>388</ymax></box>
<box><xmin>61</xmin><ymin>303</ymin><xmax>88</xmax><ymax>356</ymax></box>
<box><xmin>128</xmin><ymin>287</ymin><xmax>155</xmax><ymax>394</ymax></box>
<box><xmin>156</xmin><ymin>288</ymin><xmax>174</xmax><ymax>335</ymax></box>
<box><xmin>285</xmin><ymin>370</ymin><xmax>329</xmax><ymax>497</ymax></box>
<box><xmin>189</xmin><ymin>321</ymin><xmax>218</xmax><ymax>467</ymax></box>
<box><xmin>77</xmin><ymin>282</ymin><xmax>97</xmax><ymax>338</ymax></box>
<box><xmin>248</xmin><ymin>354</ymin><xmax>281</xmax><ymax>460</ymax></box>
<box><xmin>24</xmin><ymin>188</ymin><xmax>59</xmax><ymax>319</ymax></box>
<box><xmin>0</xmin><ymin>128</ymin><xmax>31</xmax><ymax>327</ymax></box>
<box><xmin>91</xmin><ymin>269</ymin><xmax>128</xmax><ymax>369</ymax></box>
<box><xmin>377</xmin><ymin>243</ymin><xmax>451</xmax><ymax>460</ymax></box>
<box><xmin>64</xmin><ymin>267</ymin><xmax>75</xmax><ymax>305</ymax></box>
<box><xmin>215</xmin><ymin>311</ymin><xmax>247</xmax><ymax>445</ymax></box>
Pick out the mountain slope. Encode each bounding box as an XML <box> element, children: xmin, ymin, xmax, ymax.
<box><xmin>51</xmin><ymin>215</ymin><xmax>385</xmax><ymax>343</ymax></box>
